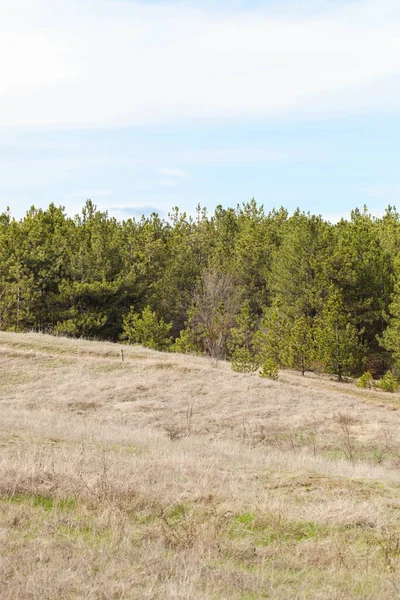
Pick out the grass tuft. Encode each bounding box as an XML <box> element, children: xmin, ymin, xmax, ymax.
<box><xmin>2</xmin><ymin>331</ymin><xmax>400</xmax><ymax>598</ymax></box>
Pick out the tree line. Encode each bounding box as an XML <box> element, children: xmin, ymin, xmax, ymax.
<box><xmin>2</xmin><ymin>199</ymin><xmax>400</xmax><ymax>381</ymax></box>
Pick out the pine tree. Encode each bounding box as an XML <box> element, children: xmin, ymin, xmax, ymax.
<box><xmin>284</xmin><ymin>316</ymin><xmax>315</xmax><ymax>375</ymax></box>
<box><xmin>233</xmin><ymin>201</ymin><xmax>287</xmax><ymax>314</ymax></box>
<box><xmin>269</xmin><ymin>211</ymin><xmax>330</xmax><ymax>321</ymax></box>
<box><xmin>380</xmin><ymin>265</ymin><xmax>400</xmax><ymax>373</ymax></box>
<box><xmin>228</xmin><ymin>300</ymin><xmax>259</xmax><ymax>372</ymax></box>
<box><xmin>315</xmin><ymin>289</ymin><xmax>363</xmax><ymax>381</ymax></box>
<box><xmin>121</xmin><ymin>306</ymin><xmax>172</xmax><ymax>351</ymax></box>
<box><xmin>253</xmin><ymin>302</ymin><xmax>289</xmax><ymax>367</ymax></box>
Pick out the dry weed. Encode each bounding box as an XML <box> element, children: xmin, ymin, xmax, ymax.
<box><xmin>2</xmin><ymin>332</ymin><xmax>400</xmax><ymax>598</ymax></box>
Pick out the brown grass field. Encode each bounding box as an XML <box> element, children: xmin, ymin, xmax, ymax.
<box><xmin>2</xmin><ymin>332</ymin><xmax>400</xmax><ymax>598</ymax></box>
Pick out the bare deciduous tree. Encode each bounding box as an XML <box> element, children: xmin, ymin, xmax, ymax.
<box><xmin>192</xmin><ymin>268</ymin><xmax>242</xmax><ymax>363</ymax></box>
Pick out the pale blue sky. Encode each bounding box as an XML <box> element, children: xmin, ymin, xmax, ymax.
<box><xmin>1</xmin><ymin>0</ymin><xmax>400</xmax><ymax>221</ymax></box>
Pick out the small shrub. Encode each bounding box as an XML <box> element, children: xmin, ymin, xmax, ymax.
<box><xmin>54</xmin><ymin>319</ymin><xmax>78</xmax><ymax>336</ymax></box>
<box><xmin>373</xmin><ymin>429</ymin><xmax>393</xmax><ymax>465</ymax></box>
<box><xmin>376</xmin><ymin>371</ymin><xmax>399</xmax><ymax>393</ymax></box>
<box><xmin>230</xmin><ymin>347</ymin><xmax>259</xmax><ymax>373</ymax></box>
<box><xmin>172</xmin><ymin>327</ymin><xmax>201</xmax><ymax>354</ymax></box>
<box><xmin>164</xmin><ymin>424</ymin><xmax>184</xmax><ymax>441</ymax></box>
<box><xmin>356</xmin><ymin>371</ymin><xmax>374</xmax><ymax>389</ymax></box>
<box><xmin>120</xmin><ymin>306</ymin><xmax>172</xmax><ymax>351</ymax></box>
<box><xmin>379</xmin><ymin>528</ymin><xmax>400</xmax><ymax>572</ymax></box>
<box><xmin>259</xmin><ymin>359</ymin><xmax>279</xmax><ymax>380</ymax></box>
<box><xmin>334</xmin><ymin>412</ymin><xmax>359</xmax><ymax>463</ymax></box>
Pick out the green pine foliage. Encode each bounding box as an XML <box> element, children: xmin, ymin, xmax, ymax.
<box><xmin>253</xmin><ymin>303</ymin><xmax>289</xmax><ymax>367</ymax></box>
<box><xmin>228</xmin><ymin>301</ymin><xmax>256</xmax><ymax>352</ymax></box>
<box><xmin>380</xmin><ymin>264</ymin><xmax>400</xmax><ymax>372</ymax></box>
<box><xmin>230</xmin><ymin>348</ymin><xmax>259</xmax><ymax>373</ymax></box>
<box><xmin>329</xmin><ymin>207</ymin><xmax>392</xmax><ymax>358</ymax></box>
<box><xmin>1</xmin><ymin>200</ymin><xmax>400</xmax><ymax>380</ymax></box>
<box><xmin>171</xmin><ymin>311</ymin><xmax>203</xmax><ymax>355</ymax></box>
<box><xmin>315</xmin><ymin>289</ymin><xmax>364</xmax><ymax>381</ymax></box>
<box><xmin>283</xmin><ymin>316</ymin><xmax>315</xmax><ymax>376</ymax></box>
<box><xmin>229</xmin><ymin>301</ymin><xmax>260</xmax><ymax>372</ymax></box>
<box><xmin>120</xmin><ymin>306</ymin><xmax>173</xmax><ymax>351</ymax></box>
<box><xmin>376</xmin><ymin>371</ymin><xmax>399</xmax><ymax>393</ymax></box>
<box><xmin>356</xmin><ymin>371</ymin><xmax>374</xmax><ymax>389</ymax></box>
<box><xmin>259</xmin><ymin>359</ymin><xmax>279</xmax><ymax>380</ymax></box>
<box><xmin>269</xmin><ymin>211</ymin><xmax>330</xmax><ymax>321</ymax></box>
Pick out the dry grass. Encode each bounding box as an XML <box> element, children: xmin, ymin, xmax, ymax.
<box><xmin>2</xmin><ymin>332</ymin><xmax>400</xmax><ymax>598</ymax></box>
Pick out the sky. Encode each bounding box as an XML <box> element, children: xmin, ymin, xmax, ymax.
<box><xmin>1</xmin><ymin>0</ymin><xmax>400</xmax><ymax>222</ymax></box>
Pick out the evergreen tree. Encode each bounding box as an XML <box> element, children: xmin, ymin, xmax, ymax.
<box><xmin>315</xmin><ymin>289</ymin><xmax>363</xmax><ymax>381</ymax></box>
<box><xmin>269</xmin><ymin>211</ymin><xmax>330</xmax><ymax>321</ymax></box>
<box><xmin>150</xmin><ymin>207</ymin><xmax>210</xmax><ymax>336</ymax></box>
<box><xmin>0</xmin><ymin>200</ymin><xmax>397</xmax><ymax>376</ymax></box>
<box><xmin>253</xmin><ymin>302</ymin><xmax>289</xmax><ymax>367</ymax></box>
<box><xmin>328</xmin><ymin>207</ymin><xmax>392</xmax><ymax>370</ymax></box>
<box><xmin>233</xmin><ymin>201</ymin><xmax>287</xmax><ymax>314</ymax></box>
<box><xmin>121</xmin><ymin>306</ymin><xmax>173</xmax><ymax>351</ymax></box>
<box><xmin>284</xmin><ymin>316</ymin><xmax>315</xmax><ymax>376</ymax></box>
<box><xmin>380</xmin><ymin>267</ymin><xmax>400</xmax><ymax>373</ymax></box>
<box><xmin>228</xmin><ymin>300</ymin><xmax>259</xmax><ymax>372</ymax></box>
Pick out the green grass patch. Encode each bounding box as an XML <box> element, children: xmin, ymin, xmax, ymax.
<box><xmin>133</xmin><ymin>512</ymin><xmax>159</xmax><ymax>525</ymax></box>
<box><xmin>32</xmin><ymin>494</ymin><xmax>54</xmax><ymax>511</ymax></box>
<box><xmin>56</xmin><ymin>521</ymin><xmax>112</xmax><ymax>546</ymax></box>
<box><xmin>6</xmin><ymin>493</ymin><xmax>76</xmax><ymax>512</ymax></box>
<box><xmin>166</xmin><ymin>503</ymin><xmax>190</xmax><ymax>523</ymax></box>
<box><xmin>234</xmin><ymin>513</ymin><xmax>256</xmax><ymax>526</ymax></box>
<box><xmin>230</xmin><ymin>512</ymin><xmax>329</xmax><ymax>546</ymax></box>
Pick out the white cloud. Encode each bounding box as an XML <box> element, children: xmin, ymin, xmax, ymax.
<box><xmin>160</xmin><ymin>179</ymin><xmax>177</xmax><ymax>188</ymax></box>
<box><xmin>172</xmin><ymin>148</ymin><xmax>291</xmax><ymax>165</ymax></box>
<box><xmin>70</xmin><ymin>189</ymin><xmax>113</xmax><ymax>198</ymax></box>
<box><xmin>317</xmin><ymin>210</ymin><xmax>349</xmax><ymax>223</ymax></box>
<box><xmin>1</xmin><ymin>0</ymin><xmax>400</xmax><ymax>129</ymax></box>
<box><xmin>106</xmin><ymin>205</ymin><xmax>165</xmax><ymax>219</ymax></box>
<box><xmin>161</xmin><ymin>168</ymin><xmax>190</xmax><ymax>179</ymax></box>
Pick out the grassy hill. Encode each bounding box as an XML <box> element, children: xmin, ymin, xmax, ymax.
<box><xmin>1</xmin><ymin>332</ymin><xmax>400</xmax><ymax>599</ymax></box>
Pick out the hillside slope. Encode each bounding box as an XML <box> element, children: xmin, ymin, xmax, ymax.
<box><xmin>1</xmin><ymin>332</ymin><xmax>400</xmax><ymax>599</ymax></box>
